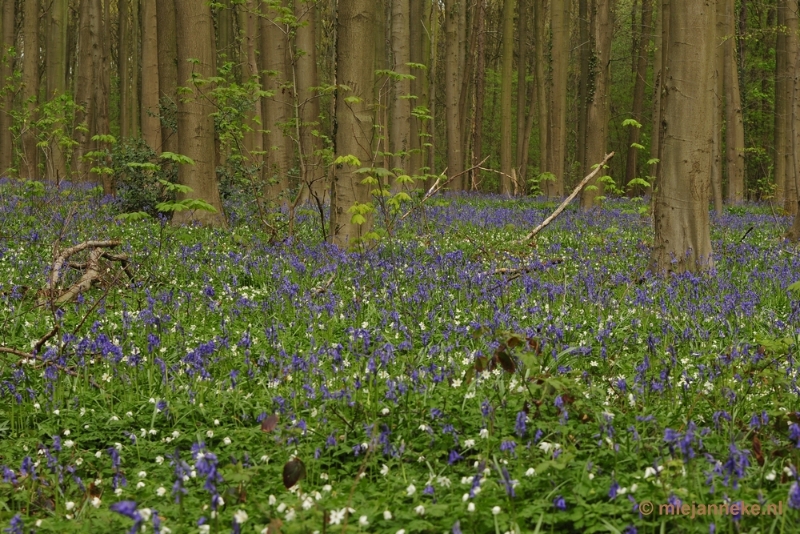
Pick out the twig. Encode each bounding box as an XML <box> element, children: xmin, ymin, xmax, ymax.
<box><xmin>514</xmin><ymin>152</ymin><xmax>615</xmax><ymax>245</ymax></box>
<box><xmin>738</xmin><ymin>226</ymin><xmax>754</xmax><ymax>244</ymax></box>
<box><xmin>311</xmin><ymin>274</ymin><xmax>336</xmax><ymax>296</ymax></box>
<box><xmin>33</xmin><ymin>325</ymin><xmax>60</xmax><ymax>355</ymax></box>
<box><xmin>400</xmin><ymin>156</ymin><xmax>490</xmax><ymax>221</ymax></box>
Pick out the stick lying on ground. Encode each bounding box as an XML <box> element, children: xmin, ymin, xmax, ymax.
<box><xmin>515</xmin><ymin>152</ymin><xmax>615</xmax><ymax>245</ymax></box>
<box><xmin>46</xmin><ymin>240</ymin><xmax>134</xmax><ymax>306</ymax></box>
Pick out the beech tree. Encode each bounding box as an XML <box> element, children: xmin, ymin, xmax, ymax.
<box><xmin>651</xmin><ymin>0</ymin><xmax>715</xmax><ymax>273</ymax></box>
<box><xmin>444</xmin><ymin>0</ymin><xmax>464</xmax><ymax>190</ymax></box>
<box><xmin>580</xmin><ymin>0</ymin><xmax>613</xmax><ymax>209</ymax></box>
<box><xmin>173</xmin><ymin>0</ymin><xmax>226</xmax><ymax>227</ymax></box>
<box><xmin>329</xmin><ymin>0</ymin><xmax>376</xmax><ymax>247</ymax></box>
<box><xmin>21</xmin><ymin>0</ymin><xmax>39</xmax><ymax>180</ymax></box>
<box><xmin>499</xmin><ymin>0</ymin><xmax>514</xmax><ymax>195</ymax></box>
<box><xmin>0</xmin><ymin>0</ymin><xmax>15</xmax><ymax>177</ymax></box>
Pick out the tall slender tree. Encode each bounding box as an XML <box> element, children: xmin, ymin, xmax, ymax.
<box><xmin>0</xmin><ymin>0</ymin><xmax>15</xmax><ymax>176</ymax></box>
<box><xmin>779</xmin><ymin>0</ymin><xmax>799</xmax><ymax>214</ymax></box>
<box><xmin>499</xmin><ymin>0</ymin><xmax>514</xmax><ymax>194</ymax></box>
<box><xmin>444</xmin><ymin>0</ymin><xmax>464</xmax><ymax>189</ymax></box>
<box><xmin>723</xmin><ymin>0</ymin><xmax>745</xmax><ymax>203</ymax></box>
<box><xmin>390</xmin><ymin>0</ymin><xmax>412</xmax><ymax>191</ymax></box>
<box><xmin>21</xmin><ymin>0</ymin><xmax>39</xmax><ymax>180</ymax></box>
<box><xmin>74</xmin><ymin>0</ymin><xmax>97</xmax><ymax>180</ymax></box>
<box><xmin>625</xmin><ymin>0</ymin><xmax>653</xmax><ymax>195</ymax></box>
<box><xmin>548</xmin><ymin>0</ymin><xmax>570</xmax><ymax>197</ymax></box>
<box><xmin>581</xmin><ymin>0</ymin><xmax>613</xmax><ymax>209</ymax></box>
<box><xmin>295</xmin><ymin>0</ymin><xmax>326</xmax><ymax>200</ymax></box>
<box><xmin>241</xmin><ymin>0</ymin><xmax>265</xmax><ymax>186</ymax></box>
<box><xmin>262</xmin><ymin>0</ymin><xmax>292</xmax><ymax>201</ymax></box>
<box><xmin>329</xmin><ymin>0</ymin><xmax>376</xmax><ymax>247</ymax></box>
<box><xmin>173</xmin><ymin>0</ymin><xmax>226</xmax><ymax>226</ymax></box>
<box><xmin>140</xmin><ymin>0</ymin><xmax>161</xmax><ymax>150</ymax></box>
<box><xmin>775</xmin><ymin>0</ymin><xmax>790</xmax><ymax>208</ymax></box>
<box><xmin>409</xmin><ymin>0</ymin><xmax>427</xmax><ymax>179</ymax></box>
<box><xmin>534</xmin><ymin>0</ymin><xmax>549</xmax><ymax>188</ymax></box>
<box><xmin>651</xmin><ymin>0</ymin><xmax>715</xmax><ymax>273</ymax></box>
<box><xmin>471</xmin><ymin>0</ymin><xmax>486</xmax><ymax>189</ymax></box>
<box><xmin>515</xmin><ymin>0</ymin><xmax>529</xmax><ymax>185</ymax></box>
<box><xmin>46</xmin><ymin>0</ymin><xmax>69</xmax><ymax>181</ymax></box>
<box><xmin>156</xmin><ymin>0</ymin><xmax>179</xmax><ymax>156</ymax></box>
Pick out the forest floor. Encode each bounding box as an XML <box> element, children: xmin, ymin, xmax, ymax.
<box><xmin>1</xmin><ymin>180</ymin><xmax>799</xmax><ymax>533</ymax></box>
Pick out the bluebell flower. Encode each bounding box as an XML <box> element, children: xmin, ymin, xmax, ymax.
<box><xmin>3</xmin><ymin>514</ymin><xmax>23</xmax><ymax>534</ymax></box>
<box><xmin>515</xmin><ymin>411</ymin><xmax>527</xmax><ymax>437</ymax></box>
<box><xmin>553</xmin><ymin>495</ymin><xmax>566</xmax><ymax>510</ymax></box>
<box><xmin>788</xmin><ymin>481</ymin><xmax>800</xmax><ymax>510</ymax></box>
<box><xmin>609</xmin><ymin>479</ymin><xmax>620</xmax><ymax>499</ymax></box>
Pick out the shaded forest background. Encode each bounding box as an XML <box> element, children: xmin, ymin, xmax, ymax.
<box><xmin>0</xmin><ymin>0</ymin><xmax>796</xmax><ymax>219</ymax></box>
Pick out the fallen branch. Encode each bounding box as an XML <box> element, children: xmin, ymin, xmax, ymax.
<box><xmin>515</xmin><ymin>152</ymin><xmax>615</xmax><ymax>245</ymax></box>
<box><xmin>49</xmin><ymin>240</ymin><xmax>121</xmax><ymax>293</ymax></box>
<box><xmin>45</xmin><ymin>240</ymin><xmax>132</xmax><ymax>306</ymax></box>
<box><xmin>311</xmin><ymin>274</ymin><xmax>336</xmax><ymax>296</ymax></box>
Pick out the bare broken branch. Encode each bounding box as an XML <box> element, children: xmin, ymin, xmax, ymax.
<box><xmin>515</xmin><ymin>152</ymin><xmax>615</xmax><ymax>245</ymax></box>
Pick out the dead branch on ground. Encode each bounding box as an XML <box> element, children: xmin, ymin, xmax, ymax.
<box><xmin>45</xmin><ymin>240</ymin><xmax>133</xmax><ymax>306</ymax></box>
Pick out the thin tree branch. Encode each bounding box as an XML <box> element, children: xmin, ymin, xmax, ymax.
<box><xmin>515</xmin><ymin>152</ymin><xmax>615</xmax><ymax>244</ymax></box>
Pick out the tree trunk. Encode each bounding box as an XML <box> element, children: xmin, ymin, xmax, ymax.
<box><xmin>534</xmin><ymin>0</ymin><xmax>549</xmax><ymax>192</ymax></box>
<box><xmin>0</xmin><ymin>0</ymin><xmax>15</xmax><ymax>176</ymax></box>
<box><xmin>580</xmin><ymin>0</ymin><xmax>612</xmax><ymax>209</ymax></box>
<box><xmin>649</xmin><ymin>0</ymin><xmax>662</xmax><ymax>189</ymax></box>
<box><xmin>577</xmin><ymin>0</ymin><xmax>590</xmax><ymax>175</ymax></box>
<box><xmin>775</xmin><ymin>0</ymin><xmax>789</xmax><ymax>209</ymax></box>
<box><xmin>329</xmin><ymin>0</ymin><xmax>376</xmax><ymax>247</ymax></box>
<box><xmin>173</xmin><ymin>0</ymin><xmax>226</xmax><ymax>227</ymax></box>
<box><xmin>625</xmin><ymin>0</ymin><xmax>653</xmax><ymax>196</ymax></box>
<box><xmin>409</xmin><ymin>0</ymin><xmax>426</xmax><ymax>179</ymax></box>
<box><xmin>786</xmin><ymin>28</ymin><xmax>800</xmax><ymax>240</ymax></box>
<box><xmin>96</xmin><ymin>0</ymin><xmax>112</xmax><ymax>193</ymax></box>
<box><xmin>119</xmin><ymin>0</ymin><xmax>131</xmax><ymax>137</ymax></box>
<box><xmin>46</xmin><ymin>0</ymin><xmax>68</xmax><ymax>182</ymax></box>
<box><xmin>74</xmin><ymin>0</ymin><xmax>96</xmax><ymax>180</ymax></box>
<box><xmin>548</xmin><ymin>0</ymin><xmax>569</xmax><ymax>197</ymax></box>
<box><xmin>240</xmin><ymin>0</ymin><xmax>265</xmax><ymax>190</ymax></box>
<box><xmin>426</xmin><ymin>0</ymin><xmax>437</xmax><ymax>187</ymax></box>
<box><xmin>295</xmin><ymin>0</ymin><xmax>326</xmax><ymax>200</ymax></box>
<box><xmin>499</xmin><ymin>0</ymin><xmax>515</xmax><ymax>195</ymax></box>
<box><xmin>723</xmin><ymin>0</ymin><xmax>745</xmax><ymax>203</ymax></box>
<box><xmin>262</xmin><ymin>1</ymin><xmax>292</xmax><ymax>201</ymax></box>
<box><xmin>782</xmin><ymin>0</ymin><xmax>799</xmax><ymax>215</ymax></box>
<box><xmin>711</xmin><ymin>0</ymin><xmax>724</xmax><ymax>216</ymax></box>
<box><xmin>471</xmin><ymin>0</ymin><xmax>486</xmax><ymax>189</ymax></box>
<box><xmin>390</xmin><ymin>0</ymin><xmax>412</xmax><ymax>191</ymax></box>
<box><xmin>156</xmin><ymin>0</ymin><xmax>179</xmax><ymax>156</ymax></box>
<box><xmin>444</xmin><ymin>0</ymin><xmax>464</xmax><ymax>190</ymax></box>
<box><xmin>217</xmin><ymin>0</ymin><xmax>236</xmax><ymax>67</ymax></box>
<box><xmin>650</xmin><ymin>0</ymin><xmax>715</xmax><ymax>274</ymax></box>
<box><xmin>141</xmin><ymin>0</ymin><xmax>161</xmax><ymax>151</ymax></box>
<box><xmin>516</xmin><ymin>0</ymin><xmax>528</xmax><ymax>186</ymax></box>
<box><xmin>21</xmin><ymin>0</ymin><xmax>39</xmax><ymax>180</ymax></box>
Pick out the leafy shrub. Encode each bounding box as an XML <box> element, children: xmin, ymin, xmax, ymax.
<box><xmin>111</xmin><ymin>138</ymin><xmax>177</xmax><ymax>215</ymax></box>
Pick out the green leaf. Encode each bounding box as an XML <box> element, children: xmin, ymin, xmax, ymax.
<box><xmin>350</xmin><ymin>213</ymin><xmax>367</xmax><ymax>225</ymax></box>
<box><xmin>117</xmin><ymin>211</ymin><xmax>152</xmax><ymax>222</ymax></box>
<box><xmin>630</xmin><ymin>142</ymin><xmax>646</xmax><ymax>150</ymax></box>
<box><xmin>788</xmin><ymin>281</ymin><xmax>800</xmax><ymax>296</ymax></box>
<box><xmin>160</xmin><ymin>152</ymin><xmax>195</xmax><ymax>165</ymax></box>
<box><xmin>333</xmin><ymin>155</ymin><xmax>361</xmax><ymax>167</ymax></box>
<box><xmin>622</xmin><ymin>118</ymin><xmax>642</xmax><ymax>128</ymax></box>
